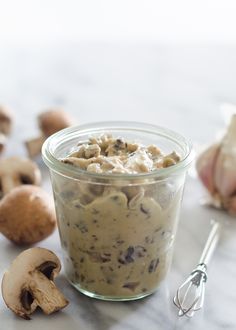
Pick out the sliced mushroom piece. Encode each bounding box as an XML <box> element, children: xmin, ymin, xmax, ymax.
<box><xmin>25</xmin><ymin>108</ymin><xmax>74</xmax><ymax>158</ymax></box>
<box><xmin>0</xmin><ymin>185</ymin><xmax>56</xmax><ymax>244</ymax></box>
<box><xmin>1</xmin><ymin>247</ymin><xmax>69</xmax><ymax>319</ymax></box>
<box><xmin>0</xmin><ymin>156</ymin><xmax>41</xmax><ymax>196</ymax></box>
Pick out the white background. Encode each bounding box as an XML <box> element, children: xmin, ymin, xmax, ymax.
<box><xmin>0</xmin><ymin>0</ymin><xmax>236</xmax><ymax>44</ymax></box>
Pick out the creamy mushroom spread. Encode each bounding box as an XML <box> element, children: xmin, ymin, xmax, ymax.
<box><xmin>55</xmin><ymin>134</ymin><xmax>181</xmax><ymax>297</ymax></box>
<box><xmin>62</xmin><ymin>134</ymin><xmax>180</xmax><ymax>174</ymax></box>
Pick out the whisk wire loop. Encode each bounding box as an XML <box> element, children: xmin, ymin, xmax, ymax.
<box><xmin>173</xmin><ymin>221</ymin><xmax>221</xmax><ymax>317</ymax></box>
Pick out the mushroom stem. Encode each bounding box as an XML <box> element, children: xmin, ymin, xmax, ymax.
<box><xmin>1</xmin><ymin>175</ymin><xmax>21</xmax><ymax>195</ymax></box>
<box><xmin>29</xmin><ymin>270</ymin><xmax>68</xmax><ymax>314</ymax></box>
<box><xmin>25</xmin><ymin>136</ymin><xmax>45</xmax><ymax>158</ymax></box>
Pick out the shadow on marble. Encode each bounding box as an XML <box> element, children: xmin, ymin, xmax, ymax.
<box><xmin>56</xmin><ymin>276</ymin><xmax>177</xmax><ymax>330</ymax></box>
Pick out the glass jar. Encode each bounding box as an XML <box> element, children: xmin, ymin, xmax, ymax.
<box><xmin>42</xmin><ymin>121</ymin><xmax>194</xmax><ymax>301</ymax></box>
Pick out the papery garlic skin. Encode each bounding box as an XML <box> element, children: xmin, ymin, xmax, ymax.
<box><xmin>214</xmin><ymin>115</ymin><xmax>236</xmax><ymax>198</ymax></box>
<box><xmin>227</xmin><ymin>195</ymin><xmax>236</xmax><ymax>215</ymax></box>
<box><xmin>196</xmin><ymin>144</ymin><xmax>219</xmax><ymax>194</ymax></box>
<box><xmin>196</xmin><ymin>114</ymin><xmax>236</xmax><ymax>215</ymax></box>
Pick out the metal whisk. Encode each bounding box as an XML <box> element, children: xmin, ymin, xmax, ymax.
<box><xmin>173</xmin><ymin>220</ymin><xmax>221</xmax><ymax>317</ymax></box>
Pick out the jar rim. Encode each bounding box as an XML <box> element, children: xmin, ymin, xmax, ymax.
<box><xmin>42</xmin><ymin>121</ymin><xmax>194</xmax><ymax>181</ymax></box>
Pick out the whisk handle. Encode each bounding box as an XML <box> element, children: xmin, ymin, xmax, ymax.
<box><xmin>199</xmin><ymin>220</ymin><xmax>221</xmax><ymax>266</ymax></box>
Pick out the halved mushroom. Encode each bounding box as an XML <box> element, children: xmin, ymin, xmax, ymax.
<box><xmin>0</xmin><ymin>105</ymin><xmax>14</xmax><ymax>153</ymax></box>
<box><xmin>1</xmin><ymin>247</ymin><xmax>69</xmax><ymax>319</ymax></box>
<box><xmin>25</xmin><ymin>108</ymin><xmax>74</xmax><ymax>158</ymax></box>
<box><xmin>0</xmin><ymin>185</ymin><xmax>56</xmax><ymax>244</ymax></box>
<box><xmin>0</xmin><ymin>156</ymin><xmax>41</xmax><ymax>197</ymax></box>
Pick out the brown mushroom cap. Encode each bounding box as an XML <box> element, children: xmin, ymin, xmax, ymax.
<box><xmin>0</xmin><ymin>133</ymin><xmax>7</xmax><ymax>154</ymax></box>
<box><xmin>1</xmin><ymin>247</ymin><xmax>68</xmax><ymax>319</ymax></box>
<box><xmin>0</xmin><ymin>185</ymin><xmax>56</xmax><ymax>244</ymax></box>
<box><xmin>38</xmin><ymin>109</ymin><xmax>73</xmax><ymax>137</ymax></box>
<box><xmin>0</xmin><ymin>156</ymin><xmax>41</xmax><ymax>196</ymax></box>
<box><xmin>0</xmin><ymin>105</ymin><xmax>13</xmax><ymax>136</ymax></box>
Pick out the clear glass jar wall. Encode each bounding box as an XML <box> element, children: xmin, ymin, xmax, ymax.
<box><xmin>42</xmin><ymin>122</ymin><xmax>193</xmax><ymax>301</ymax></box>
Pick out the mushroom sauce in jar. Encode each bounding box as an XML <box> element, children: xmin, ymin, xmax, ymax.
<box><xmin>42</xmin><ymin>122</ymin><xmax>193</xmax><ymax>301</ymax></box>
<box><xmin>51</xmin><ymin>134</ymin><xmax>183</xmax><ymax>299</ymax></box>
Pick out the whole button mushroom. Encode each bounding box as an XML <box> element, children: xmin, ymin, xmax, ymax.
<box><xmin>1</xmin><ymin>247</ymin><xmax>69</xmax><ymax>319</ymax></box>
<box><xmin>0</xmin><ymin>156</ymin><xmax>41</xmax><ymax>197</ymax></box>
<box><xmin>0</xmin><ymin>105</ymin><xmax>14</xmax><ymax>153</ymax></box>
<box><xmin>25</xmin><ymin>108</ymin><xmax>74</xmax><ymax>158</ymax></box>
<box><xmin>0</xmin><ymin>185</ymin><xmax>56</xmax><ymax>244</ymax></box>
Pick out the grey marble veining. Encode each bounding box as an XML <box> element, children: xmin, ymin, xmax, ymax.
<box><xmin>0</xmin><ymin>43</ymin><xmax>236</xmax><ymax>330</ymax></box>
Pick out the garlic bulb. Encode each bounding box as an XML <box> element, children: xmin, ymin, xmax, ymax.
<box><xmin>196</xmin><ymin>115</ymin><xmax>236</xmax><ymax>215</ymax></box>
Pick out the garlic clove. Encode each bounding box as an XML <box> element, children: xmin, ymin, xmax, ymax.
<box><xmin>214</xmin><ymin>115</ymin><xmax>236</xmax><ymax>198</ymax></box>
<box><xmin>223</xmin><ymin>196</ymin><xmax>236</xmax><ymax>216</ymax></box>
<box><xmin>196</xmin><ymin>114</ymin><xmax>236</xmax><ymax>215</ymax></box>
<box><xmin>196</xmin><ymin>143</ymin><xmax>220</xmax><ymax>194</ymax></box>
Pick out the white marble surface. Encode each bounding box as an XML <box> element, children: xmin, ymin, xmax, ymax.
<box><xmin>0</xmin><ymin>43</ymin><xmax>236</xmax><ymax>329</ymax></box>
